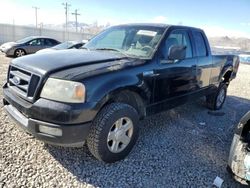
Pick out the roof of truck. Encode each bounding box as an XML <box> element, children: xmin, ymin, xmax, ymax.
<box><xmin>115</xmin><ymin>23</ymin><xmax>202</xmax><ymax>31</ymax></box>
<box><xmin>118</xmin><ymin>23</ymin><xmax>169</xmax><ymax>28</ymax></box>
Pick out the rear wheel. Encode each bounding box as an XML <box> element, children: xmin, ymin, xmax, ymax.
<box><xmin>87</xmin><ymin>103</ymin><xmax>139</xmax><ymax>163</ymax></box>
<box><xmin>206</xmin><ymin>83</ymin><xmax>227</xmax><ymax>110</ymax></box>
<box><xmin>14</xmin><ymin>49</ymin><xmax>26</xmax><ymax>57</ymax></box>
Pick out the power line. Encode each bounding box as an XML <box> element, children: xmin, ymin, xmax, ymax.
<box><xmin>62</xmin><ymin>2</ymin><xmax>71</xmax><ymax>40</ymax></box>
<box><xmin>32</xmin><ymin>6</ymin><xmax>40</xmax><ymax>28</ymax></box>
<box><xmin>72</xmin><ymin>9</ymin><xmax>80</xmax><ymax>32</ymax></box>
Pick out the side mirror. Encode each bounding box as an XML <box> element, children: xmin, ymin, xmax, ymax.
<box><xmin>168</xmin><ymin>45</ymin><xmax>186</xmax><ymax>60</ymax></box>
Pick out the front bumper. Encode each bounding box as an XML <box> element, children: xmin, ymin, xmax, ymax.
<box><xmin>228</xmin><ymin>134</ymin><xmax>250</xmax><ymax>185</ymax></box>
<box><xmin>3</xmin><ymin>85</ymin><xmax>98</xmax><ymax>125</ymax></box>
<box><xmin>4</xmin><ymin>104</ymin><xmax>91</xmax><ymax>146</ymax></box>
<box><xmin>3</xmin><ymin>85</ymin><xmax>98</xmax><ymax>147</ymax></box>
<box><xmin>228</xmin><ymin>111</ymin><xmax>250</xmax><ymax>185</ymax></box>
<box><xmin>2</xmin><ymin>47</ymin><xmax>13</xmax><ymax>55</ymax></box>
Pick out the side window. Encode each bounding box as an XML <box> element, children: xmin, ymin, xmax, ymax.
<box><xmin>29</xmin><ymin>39</ymin><xmax>42</xmax><ymax>46</ymax></box>
<box><xmin>162</xmin><ymin>30</ymin><xmax>193</xmax><ymax>59</ymax></box>
<box><xmin>51</xmin><ymin>39</ymin><xmax>59</xmax><ymax>45</ymax></box>
<box><xmin>45</xmin><ymin>39</ymin><xmax>53</xmax><ymax>46</ymax></box>
<box><xmin>39</xmin><ymin>39</ymin><xmax>44</xmax><ymax>46</ymax></box>
<box><xmin>29</xmin><ymin>39</ymin><xmax>38</xmax><ymax>46</ymax></box>
<box><xmin>193</xmin><ymin>31</ymin><xmax>207</xmax><ymax>57</ymax></box>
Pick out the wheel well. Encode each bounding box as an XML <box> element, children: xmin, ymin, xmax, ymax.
<box><xmin>15</xmin><ymin>48</ymin><xmax>25</xmax><ymax>52</ymax></box>
<box><xmin>223</xmin><ymin>71</ymin><xmax>232</xmax><ymax>84</ymax></box>
<box><xmin>104</xmin><ymin>90</ymin><xmax>146</xmax><ymax>119</ymax></box>
<box><xmin>241</xmin><ymin>119</ymin><xmax>250</xmax><ymax>142</ymax></box>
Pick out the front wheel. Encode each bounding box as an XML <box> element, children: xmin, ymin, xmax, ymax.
<box><xmin>87</xmin><ymin>103</ymin><xmax>139</xmax><ymax>163</ymax></box>
<box><xmin>206</xmin><ymin>83</ymin><xmax>227</xmax><ymax>110</ymax></box>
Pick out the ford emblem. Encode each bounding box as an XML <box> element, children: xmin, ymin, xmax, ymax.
<box><xmin>13</xmin><ymin>76</ymin><xmax>21</xmax><ymax>85</ymax></box>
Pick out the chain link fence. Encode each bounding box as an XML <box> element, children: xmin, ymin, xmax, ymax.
<box><xmin>0</xmin><ymin>23</ymin><xmax>93</xmax><ymax>44</ymax></box>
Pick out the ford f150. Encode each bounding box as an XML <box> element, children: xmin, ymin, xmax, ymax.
<box><xmin>3</xmin><ymin>24</ymin><xmax>239</xmax><ymax>162</ymax></box>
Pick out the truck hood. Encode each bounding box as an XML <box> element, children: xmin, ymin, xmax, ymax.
<box><xmin>11</xmin><ymin>49</ymin><xmax>128</xmax><ymax>75</ymax></box>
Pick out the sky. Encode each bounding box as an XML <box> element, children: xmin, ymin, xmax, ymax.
<box><xmin>0</xmin><ymin>0</ymin><xmax>249</xmax><ymax>38</ymax></box>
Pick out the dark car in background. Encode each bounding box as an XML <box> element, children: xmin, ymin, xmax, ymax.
<box><xmin>36</xmin><ymin>41</ymin><xmax>85</xmax><ymax>54</ymax></box>
<box><xmin>0</xmin><ymin>36</ymin><xmax>60</xmax><ymax>57</ymax></box>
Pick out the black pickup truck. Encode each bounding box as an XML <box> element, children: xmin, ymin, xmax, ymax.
<box><xmin>3</xmin><ymin>24</ymin><xmax>239</xmax><ymax>163</ymax></box>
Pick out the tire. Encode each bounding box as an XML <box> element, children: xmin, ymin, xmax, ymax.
<box><xmin>14</xmin><ymin>49</ymin><xmax>26</xmax><ymax>57</ymax></box>
<box><xmin>206</xmin><ymin>83</ymin><xmax>227</xmax><ymax>110</ymax></box>
<box><xmin>87</xmin><ymin>103</ymin><xmax>139</xmax><ymax>163</ymax></box>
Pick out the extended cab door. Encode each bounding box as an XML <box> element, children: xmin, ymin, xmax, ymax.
<box><xmin>152</xmin><ymin>29</ymin><xmax>198</xmax><ymax>109</ymax></box>
<box><xmin>191</xmin><ymin>30</ymin><xmax>212</xmax><ymax>88</ymax></box>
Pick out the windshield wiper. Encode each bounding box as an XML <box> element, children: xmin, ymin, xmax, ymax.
<box><xmin>94</xmin><ymin>48</ymin><xmax>128</xmax><ymax>57</ymax></box>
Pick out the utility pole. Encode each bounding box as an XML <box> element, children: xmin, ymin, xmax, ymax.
<box><xmin>72</xmin><ymin>9</ymin><xmax>80</xmax><ymax>32</ymax></box>
<box><xmin>39</xmin><ymin>22</ymin><xmax>43</xmax><ymax>36</ymax></box>
<box><xmin>32</xmin><ymin>6</ymin><xmax>39</xmax><ymax>28</ymax></box>
<box><xmin>62</xmin><ymin>2</ymin><xmax>71</xmax><ymax>40</ymax></box>
<box><xmin>12</xmin><ymin>19</ymin><xmax>15</xmax><ymax>41</ymax></box>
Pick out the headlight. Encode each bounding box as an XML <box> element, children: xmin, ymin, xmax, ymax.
<box><xmin>40</xmin><ymin>78</ymin><xmax>86</xmax><ymax>103</ymax></box>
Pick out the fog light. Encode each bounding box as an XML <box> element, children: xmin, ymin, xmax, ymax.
<box><xmin>38</xmin><ymin>125</ymin><xmax>62</xmax><ymax>136</ymax></box>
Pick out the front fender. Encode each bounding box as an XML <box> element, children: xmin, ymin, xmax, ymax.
<box><xmin>235</xmin><ymin>111</ymin><xmax>250</xmax><ymax>139</ymax></box>
<box><xmin>86</xmin><ymin>73</ymin><xmax>152</xmax><ymax>111</ymax></box>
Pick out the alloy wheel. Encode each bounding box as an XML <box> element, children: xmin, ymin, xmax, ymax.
<box><xmin>15</xmin><ymin>49</ymin><xmax>25</xmax><ymax>57</ymax></box>
<box><xmin>107</xmin><ymin>117</ymin><xmax>133</xmax><ymax>153</ymax></box>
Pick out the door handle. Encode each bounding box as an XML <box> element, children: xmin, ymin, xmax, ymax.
<box><xmin>143</xmin><ymin>71</ymin><xmax>159</xmax><ymax>77</ymax></box>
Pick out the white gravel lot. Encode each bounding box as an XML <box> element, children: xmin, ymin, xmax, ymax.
<box><xmin>0</xmin><ymin>52</ymin><xmax>250</xmax><ymax>188</ymax></box>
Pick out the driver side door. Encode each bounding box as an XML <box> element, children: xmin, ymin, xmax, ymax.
<box><xmin>152</xmin><ymin>29</ymin><xmax>198</xmax><ymax>111</ymax></box>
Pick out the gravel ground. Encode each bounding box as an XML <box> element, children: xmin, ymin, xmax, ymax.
<box><xmin>0</xmin><ymin>52</ymin><xmax>250</xmax><ymax>188</ymax></box>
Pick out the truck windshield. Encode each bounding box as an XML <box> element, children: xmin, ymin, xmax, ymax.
<box><xmin>85</xmin><ymin>26</ymin><xmax>165</xmax><ymax>58</ymax></box>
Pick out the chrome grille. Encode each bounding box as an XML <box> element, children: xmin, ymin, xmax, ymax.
<box><xmin>8</xmin><ymin>66</ymin><xmax>40</xmax><ymax>100</ymax></box>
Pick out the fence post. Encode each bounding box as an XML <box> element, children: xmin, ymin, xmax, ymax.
<box><xmin>12</xmin><ymin>20</ymin><xmax>15</xmax><ymax>41</ymax></box>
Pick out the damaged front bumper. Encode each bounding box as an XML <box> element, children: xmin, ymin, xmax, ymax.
<box><xmin>228</xmin><ymin>134</ymin><xmax>250</xmax><ymax>184</ymax></box>
<box><xmin>228</xmin><ymin>111</ymin><xmax>250</xmax><ymax>185</ymax></box>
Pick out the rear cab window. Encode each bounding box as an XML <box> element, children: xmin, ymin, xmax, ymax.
<box><xmin>192</xmin><ymin>31</ymin><xmax>208</xmax><ymax>57</ymax></box>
